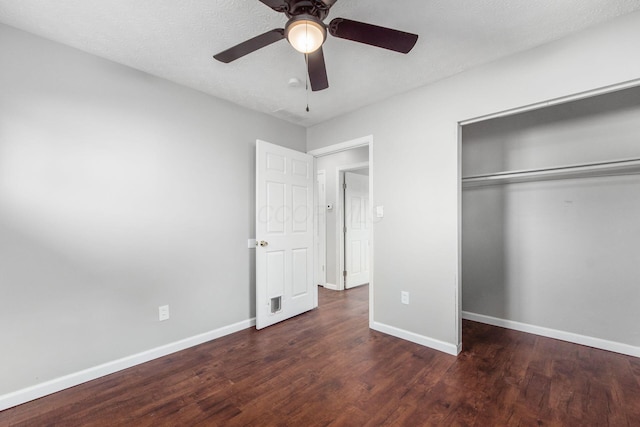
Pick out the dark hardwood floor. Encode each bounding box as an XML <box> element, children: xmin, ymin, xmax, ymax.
<box><xmin>2</xmin><ymin>285</ymin><xmax>639</xmax><ymax>426</ymax></box>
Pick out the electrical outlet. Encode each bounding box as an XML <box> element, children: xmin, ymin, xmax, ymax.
<box><xmin>159</xmin><ymin>305</ymin><xmax>170</xmax><ymax>321</ymax></box>
<box><xmin>401</xmin><ymin>291</ymin><xmax>409</xmax><ymax>305</ymax></box>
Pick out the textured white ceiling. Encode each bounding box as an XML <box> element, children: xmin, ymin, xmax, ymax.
<box><xmin>1</xmin><ymin>0</ymin><xmax>640</xmax><ymax>126</ymax></box>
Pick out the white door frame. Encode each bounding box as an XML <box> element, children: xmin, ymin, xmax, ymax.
<box><xmin>337</xmin><ymin>163</ymin><xmax>369</xmax><ymax>291</ymax></box>
<box><xmin>309</xmin><ymin>135</ymin><xmax>374</xmax><ymax>327</ymax></box>
<box><xmin>314</xmin><ymin>169</ymin><xmax>327</xmax><ymax>287</ymax></box>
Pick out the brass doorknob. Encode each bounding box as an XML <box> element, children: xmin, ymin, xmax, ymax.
<box><xmin>259</xmin><ymin>240</ymin><xmax>269</xmax><ymax>247</ymax></box>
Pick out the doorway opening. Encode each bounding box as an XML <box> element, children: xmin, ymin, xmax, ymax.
<box><xmin>309</xmin><ymin>136</ymin><xmax>374</xmax><ymax>325</ymax></box>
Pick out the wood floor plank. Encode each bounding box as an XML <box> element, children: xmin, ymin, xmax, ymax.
<box><xmin>1</xmin><ymin>285</ymin><xmax>638</xmax><ymax>426</ymax></box>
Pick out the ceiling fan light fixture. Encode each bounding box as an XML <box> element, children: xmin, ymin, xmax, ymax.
<box><xmin>213</xmin><ymin>1</ymin><xmax>420</xmax><ymax>92</ymax></box>
<box><xmin>285</xmin><ymin>16</ymin><xmax>326</xmax><ymax>54</ymax></box>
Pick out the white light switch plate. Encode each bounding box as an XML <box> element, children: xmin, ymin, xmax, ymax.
<box><xmin>159</xmin><ymin>305</ymin><xmax>170</xmax><ymax>321</ymax></box>
<box><xmin>248</xmin><ymin>238</ymin><xmax>256</xmax><ymax>248</ymax></box>
<box><xmin>376</xmin><ymin>205</ymin><xmax>384</xmax><ymax>218</ymax></box>
<box><xmin>401</xmin><ymin>291</ymin><xmax>409</xmax><ymax>305</ymax></box>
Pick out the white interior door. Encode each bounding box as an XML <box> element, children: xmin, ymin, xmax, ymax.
<box><xmin>256</xmin><ymin>140</ymin><xmax>316</xmax><ymax>329</ymax></box>
<box><xmin>344</xmin><ymin>171</ymin><xmax>370</xmax><ymax>289</ymax></box>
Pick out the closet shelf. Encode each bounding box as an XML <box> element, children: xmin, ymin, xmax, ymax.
<box><xmin>462</xmin><ymin>158</ymin><xmax>640</xmax><ymax>187</ymax></box>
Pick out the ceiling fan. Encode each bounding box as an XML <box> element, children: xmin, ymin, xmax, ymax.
<box><xmin>213</xmin><ymin>0</ymin><xmax>419</xmax><ymax>91</ymax></box>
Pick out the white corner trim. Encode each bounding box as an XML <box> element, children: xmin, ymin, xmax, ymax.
<box><xmin>371</xmin><ymin>321</ymin><xmax>460</xmax><ymax>356</ymax></box>
<box><xmin>0</xmin><ymin>318</ymin><xmax>256</xmax><ymax>412</ymax></box>
<box><xmin>462</xmin><ymin>311</ymin><xmax>640</xmax><ymax>358</ymax></box>
<box><xmin>323</xmin><ymin>282</ymin><xmax>339</xmax><ymax>291</ymax></box>
<box><xmin>307</xmin><ymin>135</ymin><xmax>372</xmax><ymax>157</ymax></box>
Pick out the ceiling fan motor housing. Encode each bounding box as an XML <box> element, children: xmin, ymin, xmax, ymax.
<box><xmin>283</xmin><ymin>0</ymin><xmax>334</xmax><ymax>20</ymax></box>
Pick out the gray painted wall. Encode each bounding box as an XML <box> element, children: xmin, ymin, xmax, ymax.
<box><xmin>4</xmin><ymin>8</ymin><xmax>640</xmax><ymax>401</ymax></box>
<box><xmin>307</xmin><ymin>11</ymin><xmax>640</xmax><ymax>351</ymax></box>
<box><xmin>316</xmin><ymin>147</ymin><xmax>369</xmax><ymax>286</ymax></box>
<box><xmin>462</xmin><ymin>86</ymin><xmax>640</xmax><ymax>346</ymax></box>
<box><xmin>0</xmin><ymin>24</ymin><xmax>305</xmax><ymax>395</ymax></box>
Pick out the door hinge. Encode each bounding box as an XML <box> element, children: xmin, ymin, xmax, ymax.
<box><xmin>343</xmin><ymin>226</ymin><xmax>347</xmax><ymax>234</ymax></box>
<box><xmin>343</xmin><ymin>270</ymin><xmax>347</xmax><ymax>277</ymax></box>
<box><xmin>343</xmin><ymin>182</ymin><xmax>347</xmax><ymax>190</ymax></box>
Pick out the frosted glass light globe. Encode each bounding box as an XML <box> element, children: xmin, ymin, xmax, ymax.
<box><xmin>286</xmin><ymin>19</ymin><xmax>326</xmax><ymax>54</ymax></box>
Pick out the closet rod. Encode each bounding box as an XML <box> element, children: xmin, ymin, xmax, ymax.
<box><xmin>462</xmin><ymin>157</ymin><xmax>640</xmax><ymax>183</ymax></box>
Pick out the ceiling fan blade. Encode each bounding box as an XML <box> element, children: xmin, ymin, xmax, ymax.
<box><xmin>329</xmin><ymin>18</ymin><xmax>418</xmax><ymax>54</ymax></box>
<box><xmin>214</xmin><ymin>29</ymin><xmax>285</xmax><ymax>63</ymax></box>
<box><xmin>307</xmin><ymin>47</ymin><xmax>329</xmax><ymax>91</ymax></box>
<box><xmin>258</xmin><ymin>0</ymin><xmax>288</xmax><ymax>13</ymax></box>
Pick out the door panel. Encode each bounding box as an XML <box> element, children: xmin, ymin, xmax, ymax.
<box><xmin>266</xmin><ymin>152</ymin><xmax>286</xmax><ymax>172</ymax></box>
<box><xmin>351</xmin><ymin>241</ymin><xmax>362</xmax><ymax>273</ymax></box>
<box><xmin>267</xmin><ymin>251</ymin><xmax>285</xmax><ymax>298</ymax></box>
<box><xmin>256</xmin><ymin>140</ymin><xmax>316</xmax><ymax>329</ymax></box>
<box><xmin>292</xmin><ymin>248</ymin><xmax>308</xmax><ymax>296</ymax></box>
<box><xmin>292</xmin><ymin>159</ymin><xmax>309</xmax><ymax>177</ymax></box>
<box><xmin>266</xmin><ymin>182</ymin><xmax>285</xmax><ymax>233</ymax></box>
<box><xmin>292</xmin><ymin>186</ymin><xmax>309</xmax><ymax>232</ymax></box>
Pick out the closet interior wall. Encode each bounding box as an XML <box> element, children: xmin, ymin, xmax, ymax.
<box><xmin>461</xmin><ymin>86</ymin><xmax>640</xmax><ymax>350</ymax></box>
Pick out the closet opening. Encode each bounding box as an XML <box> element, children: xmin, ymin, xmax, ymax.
<box><xmin>460</xmin><ymin>85</ymin><xmax>640</xmax><ymax>357</ymax></box>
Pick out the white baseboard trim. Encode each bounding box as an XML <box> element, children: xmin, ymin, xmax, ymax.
<box><xmin>462</xmin><ymin>311</ymin><xmax>640</xmax><ymax>358</ymax></box>
<box><xmin>0</xmin><ymin>317</ymin><xmax>256</xmax><ymax>412</ymax></box>
<box><xmin>371</xmin><ymin>321</ymin><xmax>460</xmax><ymax>356</ymax></box>
<box><xmin>323</xmin><ymin>282</ymin><xmax>339</xmax><ymax>291</ymax></box>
